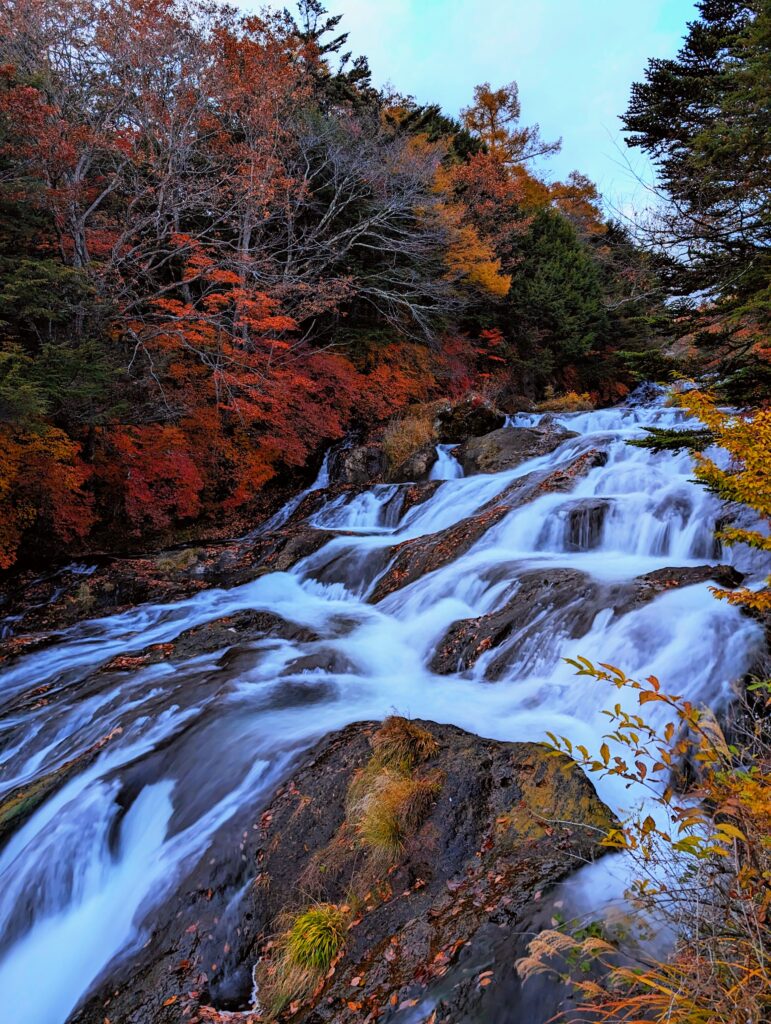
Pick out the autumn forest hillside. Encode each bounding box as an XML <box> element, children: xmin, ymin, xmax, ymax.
<box><xmin>0</xmin><ymin>0</ymin><xmax>767</xmax><ymax>570</ymax></box>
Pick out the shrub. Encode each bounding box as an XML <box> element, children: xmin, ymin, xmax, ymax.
<box><xmin>536</xmin><ymin>389</ymin><xmax>594</xmax><ymax>413</ymax></box>
<box><xmin>518</xmin><ymin>660</ymin><xmax>771</xmax><ymax>1024</ymax></box>
<box><xmin>381</xmin><ymin>412</ymin><xmax>435</xmax><ymax>470</ymax></box>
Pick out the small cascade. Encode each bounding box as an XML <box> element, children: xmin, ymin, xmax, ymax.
<box><xmin>0</xmin><ymin>389</ymin><xmax>765</xmax><ymax>1024</ymax></box>
<box><xmin>252</xmin><ymin>449</ymin><xmax>332</xmax><ymax>535</ymax></box>
<box><xmin>311</xmin><ymin>484</ymin><xmax>403</xmax><ymax>532</ymax></box>
<box><xmin>429</xmin><ymin>444</ymin><xmax>464</xmax><ymax>480</ymax></box>
<box><xmin>536</xmin><ymin>498</ymin><xmax>611</xmax><ymax>552</ymax></box>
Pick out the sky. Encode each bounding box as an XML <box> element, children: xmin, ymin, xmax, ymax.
<box><xmin>240</xmin><ymin>0</ymin><xmax>698</xmax><ymax>215</ymax></box>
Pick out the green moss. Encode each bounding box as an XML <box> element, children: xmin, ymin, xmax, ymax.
<box><xmin>496</xmin><ymin>753</ymin><xmax>615</xmax><ymax>846</ymax></box>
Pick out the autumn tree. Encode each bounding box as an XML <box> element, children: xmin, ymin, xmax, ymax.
<box><xmin>0</xmin><ymin>0</ymin><xmax>665</xmax><ymax>566</ymax></box>
<box><xmin>461</xmin><ymin>80</ymin><xmax>561</xmax><ymax>166</ymax></box>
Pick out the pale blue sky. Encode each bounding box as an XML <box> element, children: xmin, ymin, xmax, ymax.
<box><xmin>240</xmin><ymin>0</ymin><xmax>698</xmax><ymax>214</ymax></box>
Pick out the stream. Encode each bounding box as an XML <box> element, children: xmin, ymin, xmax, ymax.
<box><xmin>0</xmin><ymin>390</ymin><xmax>765</xmax><ymax>1022</ymax></box>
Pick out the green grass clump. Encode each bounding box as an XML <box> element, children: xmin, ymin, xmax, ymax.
<box><xmin>284</xmin><ymin>904</ymin><xmax>346</xmax><ymax>973</ymax></box>
<box><xmin>259</xmin><ymin>903</ymin><xmax>347</xmax><ymax>1019</ymax></box>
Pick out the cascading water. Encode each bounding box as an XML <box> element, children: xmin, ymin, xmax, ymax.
<box><xmin>429</xmin><ymin>443</ymin><xmax>464</xmax><ymax>480</ymax></box>
<box><xmin>0</xmin><ymin>391</ymin><xmax>765</xmax><ymax>1023</ymax></box>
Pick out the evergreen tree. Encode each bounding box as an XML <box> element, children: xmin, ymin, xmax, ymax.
<box><xmin>623</xmin><ymin>0</ymin><xmax>771</xmax><ymax>398</ymax></box>
<box><xmin>507</xmin><ymin>210</ymin><xmax>609</xmax><ymax>391</ymax></box>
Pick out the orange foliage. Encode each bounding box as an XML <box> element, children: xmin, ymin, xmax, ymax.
<box><xmin>107</xmin><ymin>426</ymin><xmax>205</xmax><ymax>534</ymax></box>
<box><xmin>0</xmin><ymin>428</ymin><xmax>93</xmax><ymax>567</ymax></box>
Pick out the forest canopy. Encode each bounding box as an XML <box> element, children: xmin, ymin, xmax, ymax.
<box><xmin>1</xmin><ymin>0</ymin><xmax>757</xmax><ymax>568</ymax></box>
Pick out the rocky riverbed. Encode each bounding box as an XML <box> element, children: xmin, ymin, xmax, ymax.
<box><xmin>0</xmin><ymin>389</ymin><xmax>766</xmax><ymax>1024</ymax></box>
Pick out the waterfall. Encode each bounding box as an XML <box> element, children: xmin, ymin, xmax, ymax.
<box><xmin>429</xmin><ymin>443</ymin><xmax>464</xmax><ymax>480</ymax></box>
<box><xmin>0</xmin><ymin>392</ymin><xmax>765</xmax><ymax>1023</ymax></box>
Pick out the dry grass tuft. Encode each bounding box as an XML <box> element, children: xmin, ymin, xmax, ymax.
<box><xmin>370</xmin><ymin>716</ymin><xmax>440</xmax><ymax>771</ymax></box>
<box><xmin>346</xmin><ymin>719</ymin><xmax>442</xmax><ymax>862</ymax></box>
<box><xmin>382</xmin><ymin>412</ymin><xmax>435</xmax><ymax>470</ymax></box>
<box><xmin>354</xmin><ymin>771</ymin><xmax>442</xmax><ymax>861</ymax></box>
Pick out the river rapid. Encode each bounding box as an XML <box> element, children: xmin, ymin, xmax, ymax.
<box><xmin>0</xmin><ymin>390</ymin><xmax>765</xmax><ymax>1022</ymax></box>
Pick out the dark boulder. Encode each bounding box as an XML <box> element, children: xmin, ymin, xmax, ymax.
<box><xmin>430</xmin><ymin>564</ymin><xmax>746</xmax><ymax>680</ymax></box>
<box><xmin>456</xmin><ymin>423</ymin><xmax>577</xmax><ymax>476</ymax></box>
<box><xmin>329</xmin><ymin>444</ymin><xmax>388</xmax><ymax>486</ymax></box>
<box><xmin>430</xmin><ymin>569</ymin><xmax>602</xmax><ymax>678</ymax></box>
<box><xmin>388</xmin><ymin>443</ymin><xmax>438</xmax><ymax>483</ymax></box>
<box><xmin>614</xmin><ymin>564</ymin><xmax>745</xmax><ymax>616</ymax></box>
<box><xmin>434</xmin><ymin>396</ymin><xmax>506</xmax><ymax>443</ymax></box>
<box><xmin>69</xmin><ymin>719</ymin><xmax>614</xmax><ymax>1024</ymax></box>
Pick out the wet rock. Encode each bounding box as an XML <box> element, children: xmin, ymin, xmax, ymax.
<box><xmin>388</xmin><ymin>443</ymin><xmax>438</xmax><ymax>483</ymax></box>
<box><xmin>0</xmin><ymin>556</ymin><xmax>207</xmax><ymax>638</ymax></box>
<box><xmin>281</xmin><ymin>647</ymin><xmax>356</xmax><ymax>676</ymax></box>
<box><xmin>615</xmin><ymin>564</ymin><xmax>745</xmax><ymax>616</ymax></box>
<box><xmin>531</xmin><ymin>447</ymin><xmax>608</xmax><ymax>494</ymax></box>
<box><xmin>434</xmin><ymin>396</ymin><xmax>506</xmax><ymax>443</ymax></box>
<box><xmin>430</xmin><ymin>569</ymin><xmax>602</xmax><ymax>677</ymax></box>
<box><xmin>552</xmin><ymin>498</ymin><xmax>612</xmax><ymax>551</ymax></box>
<box><xmin>456</xmin><ymin>422</ymin><xmax>577</xmax><ymax>476</ymax></box>
<box><xmin>0</xmin><ymin>486</ymin><xmax>339</xmax><ymax>640</ymax></box>
<box><xmin>0</xmin><ymin>728</ymin><xmax>122</xmax><ymax>847</ymax></box>
<box><xmin>99</xmin><ymin>611</ymin><xmax>320</xmax><ymax>673</ymax></box>
<box><xmin>329</xmin><ymin>444</ymin><xmax>388</xmax><ymax>486</ymax></box>
<box><xmin>430</xmin><ymin>564</ymin><xmax>746</xmax><ymax>679</ymax></box>
<box><xmin>370</xmin><ymin>503</ymin><xmax>510</xmax><ymax>604</ymax></box>
<box><xmin>626</xmin><ymin>381</ymin><xmax>665</xmax><ymax>407</ymax></box>
<box><xmin>70</xmin><ymin>720</ymin><xmax>614</xmax><ymax>1024</ymax></box>
<box><xmin>396</xmin><ymin>480</ymin><xmax>443</xmax><ymax>518</ymax></box>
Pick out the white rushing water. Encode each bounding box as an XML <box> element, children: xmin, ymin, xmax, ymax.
<box><xmin>0</xmin><ymin>390</ymin><xmax>765</xmax><ymax>1022</ymax></box>
<box><xmin>429</xmin><ymin>443</ymin><xmax>464</xmax><ymax>480</ymax></box>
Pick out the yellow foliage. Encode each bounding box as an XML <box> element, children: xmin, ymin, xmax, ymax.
<box><xmin>526</xmin><ymin>661</ymin><xmax>771</xmax><ymax>1023</ymax></box>
<box><xmin>537</xmin><ymin>390</ymin><xmax>594</xmax><ymax>413</ymax></box>
<box><xmin>678</xmin><ymin>388</ymin><xmax>771</xmax><ymax>612</ymax></box>
<box><xmin>432</xmin><ymin>197</ymin><xmax>511</xmax><ymax>298</ymax></box>
<box><xmin>444</xmin><ymin>221</ymin><xmax>511</xmax><ymax>297</ymax></box>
